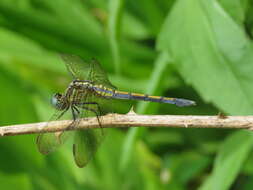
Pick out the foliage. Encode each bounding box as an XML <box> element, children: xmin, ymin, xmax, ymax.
<box><xmin>0</xmin><ymin>0</ymin><xmax>253</xmax><ymax>189</ymax></box>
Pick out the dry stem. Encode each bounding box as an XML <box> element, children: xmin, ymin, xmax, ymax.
<box><xmin>0</xmin><ymin>113</ymin><xmax>253</xmax><ymax>137</ymax></box>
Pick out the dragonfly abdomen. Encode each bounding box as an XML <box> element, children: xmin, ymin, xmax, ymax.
<box><xmin>126</xmin><ymin>93</ymin><xmax>195</xmax><ymax>107</ymax></box>
<box><xmin>92</xmin><ymin>86</ymin><xmax>195</xmax><ymax>107</ymax></box>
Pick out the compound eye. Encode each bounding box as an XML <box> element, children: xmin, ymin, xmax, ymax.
<box><xmin>55</xmin><ymin>93</ymin><xmax>62</xmax><ymax>98</ymax></box>
<box><xmin>51</xmin><ymin>93</ymin><xmax>64</xmax><ymax>110</ymax></box>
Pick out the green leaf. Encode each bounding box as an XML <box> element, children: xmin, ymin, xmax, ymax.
<box><xmin>127</xmin><ymin>0</ymin><xmax>164</xmax><ymax>35</ymax></box>
<box><xmin>108</xmin><ymin>0</ymin><xmax>124</xmax><ymax>74</ymax></box>
<box><xmin>157</xmin><ymin>0</ymin><xmax>253</xmax><ymax>115</ymax></box>
<box><xmin>219</xmin><ymin>0</ymin><xmax>248</xmax><ymax>25</ymax></box>
<box><xmin>199</xmin><ymin>131</ymin><xmax>253</xmax><ymax>190</ymax></box>
<box><xmin>0</xmin><ymin>0</ymin><xmax>108</xmax><ymax>56</ymax></box>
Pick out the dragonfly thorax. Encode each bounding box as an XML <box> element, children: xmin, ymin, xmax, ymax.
<box><xmin>71</xmin><ymin>80</ymin><xmax>93</xmax><ymax>89</ymax></box>
<box><xmin>51</xmin><ymin>93</ymin><xmax>68</xmax><ymax>110</ymax></box>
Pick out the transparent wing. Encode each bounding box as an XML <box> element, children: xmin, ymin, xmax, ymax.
<box><xmin>72</xmin><ymin>93</ymin><xmax>106</xmax><ymax>168</ymax></box>
<box><xmin>60</xmin><ymin>54</ymin><xmax>116</xmax><ymax>89</ymax></box>
<box><xmin>88</xmin><ymin>59</ymin><xmax>116</xmax><ymax>88</ymax></box>
<box><xmin>36</xmin><ymin>110</ymin><xmax>74</xmax><ymax>154</ymax></box>
<box><xmin>73</xmin><ymin>129</ymin><xmax>104</xmax><ymax>167</ymax></box>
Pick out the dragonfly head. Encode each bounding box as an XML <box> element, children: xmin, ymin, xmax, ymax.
<box><xmin>51</xmin><ymin>93</ymin><xmax>67</xmax><ymax>110</ymax></box>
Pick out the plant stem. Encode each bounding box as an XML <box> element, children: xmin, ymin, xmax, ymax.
<box><xmin>1</xmin><ymin>113</ymin><xmax>253</xmax><ymax>137</ymax></box>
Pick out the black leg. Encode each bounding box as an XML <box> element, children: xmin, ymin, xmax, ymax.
<box><xmin>81</xmin><ymin>106</ymin><xmax>102</xmax><ymax>128</ymax></box>
<box><xmin>56</xmin><ymin>106</ymin><xmax>69</xmax><ymax>120</ymax></box>
<box><xmin>73</xmin><ymin>106</ymin><xmax>80</xmax><ymax>115</ymax></box>
<box><xmin>68</xmin><ymin>105</ymin><xmax>81</xmax><ymax>129</ymax></box>
<box><xmin>74</xmin><ymin>102</ymin><xmax>104</xmax><ymax>133</ymax></box>
<box><xmin>71</xmin><ymin>106</ymin><xmax>77</xmax><ymax>121</ymax></box>
<box><xmin>76</xmin><ymin>102</ymin><xmax>102</xmax><ymax>116</ymax></box>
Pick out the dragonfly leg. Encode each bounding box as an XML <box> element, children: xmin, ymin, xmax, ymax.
<box><xmin>75</xmin><ymin>102</ymin><xmax>102</xmax><ymax>116</ymax></box>
<box><xmin>81</xmin><ymin>102</ymin><xmax>102</xmax><ymax>116</ymax></box>
<box><xmin>55</xmin><ymin>106</ymin><xmax>69</xmax><ymax>120</ymax></box>
<box><xmin>79</xmin><ymin>102</ymin><xmax>104</xmax><ymax>134</ymax></box>
<box><xmin>69</xmin><ymin>105</ymin><xmax>81</xmax><ymax>129</ymax></box>
<box><xmin>81</xmin><ymin>105</ymin><xmax>102</xmax><ymax>128</ymax></box>
<box><xmin>71</xmin><ymin>106</ymin><xmax>77</xmax><ymax>121</ymax></box>
<box><xmin>73</xmin><ymin>106</ymin><xmax>80</xmax><ymax>115</ymax></box>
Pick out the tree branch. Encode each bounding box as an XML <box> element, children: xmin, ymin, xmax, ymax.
<box><xmin>1</xmin><ymin>113</ymin><xmax>253</xmax><ymax>137</ymax></box>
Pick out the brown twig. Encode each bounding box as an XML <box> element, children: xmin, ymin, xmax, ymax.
<box><xmin>0</xmin><ymin>113</ymin><xmax>253</xmax><ymax>137</ymax></box>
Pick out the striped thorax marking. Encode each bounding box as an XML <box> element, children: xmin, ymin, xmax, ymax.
<box><xmin>64</xmin><ymin>80</ymin><xmax>92</xmax><ymax>103</ymax></box>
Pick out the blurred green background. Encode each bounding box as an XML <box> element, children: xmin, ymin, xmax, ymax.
<box><xmin>1</xmin><ymin>0</ymin><xmax>253</xmax><ymax>189</ymax></box>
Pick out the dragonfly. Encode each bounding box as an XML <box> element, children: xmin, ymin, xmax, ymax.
<box><xmin>37</xmin><ymin>54</ymin><xmax>196</xmax><ymax>168</ymax></box>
